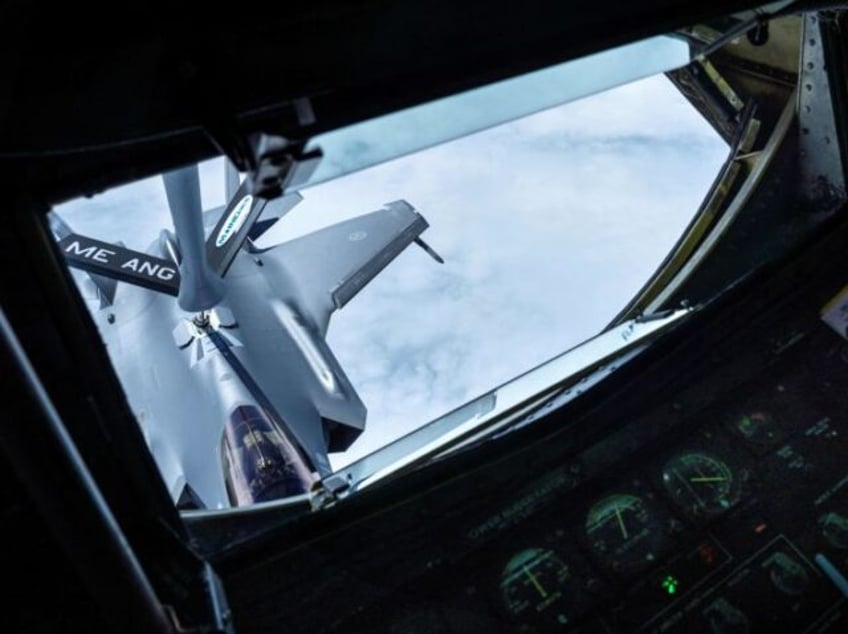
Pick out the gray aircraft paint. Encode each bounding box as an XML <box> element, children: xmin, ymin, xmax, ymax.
<box><xmin>61</xmin><ymin>192</ymin><xmax>434</xmax><ymax>509</ymax></box>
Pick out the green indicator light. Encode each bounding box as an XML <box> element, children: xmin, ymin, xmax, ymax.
<box><xmin>661</xmin><ymin>574</ymin><xmax>679</xmax><ymax>595</ymax></box>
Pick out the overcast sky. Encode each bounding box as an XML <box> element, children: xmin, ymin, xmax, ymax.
<box><xmin>56</xmin><ymin>73</ymin><xmax>727</xmax><ymax>472</ymax></box>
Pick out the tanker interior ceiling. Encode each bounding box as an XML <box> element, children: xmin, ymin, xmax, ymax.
<box><xmin>2</xmin><ymin>0</ymin><xmax>792</xmax><ymax>203</ymax></box>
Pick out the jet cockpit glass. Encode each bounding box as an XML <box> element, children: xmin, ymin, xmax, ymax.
<box><xmin>221</xmin><ymin>405</ymin><xmax>315</xmax><ymax>508</ymax></box>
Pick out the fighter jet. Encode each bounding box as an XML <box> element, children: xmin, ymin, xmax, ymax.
<box><xmin>50</xmin><ymin>163</ymin><xmax>442</xmax><ymax>510</ymax></box>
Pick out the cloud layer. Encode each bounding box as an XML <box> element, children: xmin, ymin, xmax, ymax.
<box><xmin>274</xmin><ymin>75</ymin><xmax>728</xmax><ymax>467</ymax></box>
<box><xmin>56</xmin><ymin>74</ymin><xmax>727</xmax><ymax>472</ymax></box>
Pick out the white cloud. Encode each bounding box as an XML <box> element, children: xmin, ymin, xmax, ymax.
<box><xmin>306</xmin><ymin>75</ymin><xmax>727</xmax><ymax>467</ymax></box>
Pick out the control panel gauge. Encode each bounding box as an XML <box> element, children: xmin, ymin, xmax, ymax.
<box><xmin>661</xmin><ymin>452</ymin><xmax>742</xmax><ymax>520</ymax></box>
<box><xmin>819</xmin><ymin>512</ymin><xmax>848</xmax><ymax>549</ymax></box>
<box><xmin>500</xmin><ymin>548</ymin><xmax>571</xmax><ymax>619</ymax></box>
<box><xmin>585</xmin><ymin>493</ymin><xmax>666</xmax><ymax>573</ymax></box>
<box><xmin>704</xmin><ymin>597</ymin><xmax>750</xmax><ymax>634</ymax></box>
<box><xmin>766</xmin><ymin>551</ymin><xmax>809</xmax><ymax>595</ymax></box>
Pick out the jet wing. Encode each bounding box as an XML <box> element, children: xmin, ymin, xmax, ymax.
<box><xmin>262</xmin><ymin>200</ymin><xmax>429</xmax><ymax>335</ymax></box>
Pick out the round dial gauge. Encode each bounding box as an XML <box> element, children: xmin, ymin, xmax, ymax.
<box><xmin>819</xmin><ymin>512</ymin><xmax>848</xmax><ymax>549</ymax></box>
<box><xmin>500</xmin><ymin>548</ymin><xmax>571</xmax><ymax>618</ymax></box>
<box><xmin>661</xmin><ymin>452</ymin><xmax>741</xmax><ymax>520</ymax></box>
<box><xmin>585</xmin><ymin>493</ymin><xmax>665</xmax><ymax>573</ymax></box>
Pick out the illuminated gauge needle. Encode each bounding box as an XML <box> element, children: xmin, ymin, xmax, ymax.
<box><xmin>690</xmin><ymin>477</ymin><xmax>727</xmax><ymax>483</ymax></box>
<box><xmin>522</xmin><ymin>564</ymin><xmax>548</xmax><ymax>598</ymax></box>
<box><xmin>615</xmin><ymin>506</ymin><xmax>629</xmax><ymax>539</ymax></box>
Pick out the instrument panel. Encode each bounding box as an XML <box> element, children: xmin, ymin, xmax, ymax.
<box><xmin>514</xmin><ymin>344</ymin><xmax>848</xmax><ymax>634</ymax></box>
<box><xmin>220</xmin><ymin>229</ymin><xmax>848</xmax><ymax>634</ymax></box>
<box><xmin>327</xmin><ymin>316</ymin><xmax>848</xmax><ymax>633</ymax></box>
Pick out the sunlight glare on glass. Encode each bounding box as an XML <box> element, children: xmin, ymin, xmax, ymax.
<box><xmin>305</xmin><ymin>36</ymin><xmax>690</xmax><ymax>187</ymax></box>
